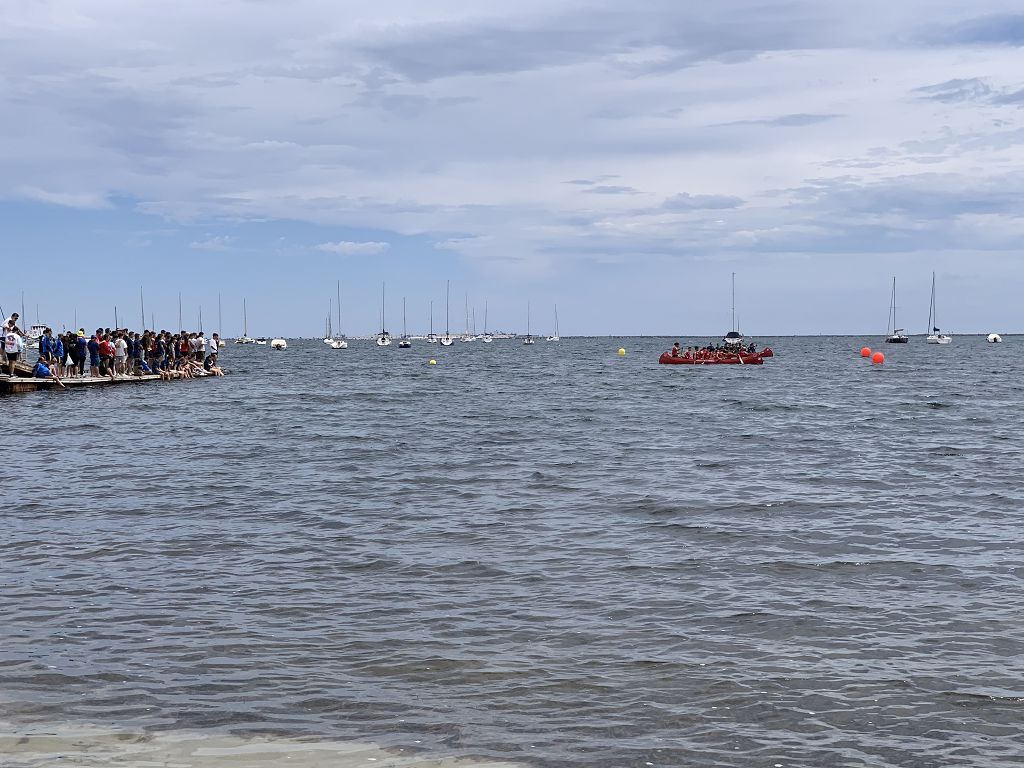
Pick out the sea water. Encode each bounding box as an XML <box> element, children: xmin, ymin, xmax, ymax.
<box><xmin>3</xmin><ymin>337</ymin><xmax>1022</xmax><ymax>767</ymax></box>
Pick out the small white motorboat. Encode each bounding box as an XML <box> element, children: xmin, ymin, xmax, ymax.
<box><xmin>987</xmin><ymin>333</ymin><xmax>1003</xmax><ymax>343</ymax></box>
<box><xmin>330</xmin><ymin>338</ymin><xmax>348</xmax><ymax>349</ymax></box>
<box><xmin>270</xmin><ymin>338</ymin><xmax>287</xmax><ymax>350</ymax></box>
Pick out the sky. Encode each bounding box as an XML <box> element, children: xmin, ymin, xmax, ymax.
<box><xmin>2</xmin><ymin>0</ymin><xmax>1024</xmax><ymax>337</ymax></box>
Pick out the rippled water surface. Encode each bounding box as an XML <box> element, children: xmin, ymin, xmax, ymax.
<box><xmin>3</xmin><ymin>336</ymin><xmax>1023</xmax><ymax>767</ymax></box>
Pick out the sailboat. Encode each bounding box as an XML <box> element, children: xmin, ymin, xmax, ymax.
<box><xmin>399</xmin><ymin>298</ymin><xmax>412</xmax><ymax>348</ymax></box>
<box><xmin>323</xmin><ymin>298</ymin><xmax>334</xmax><ymax>344</ymax></box>
<box><xmin>523</xmin><ymin>302</ymin><xmax>535</xmax><ymax>345</ymax></box>
<box><xmin>546</xmin><ymin>304</ymin><xmax>560</xmax><ymax>341</ymax></box>
<box><xmin>461</xmin><ymin>293</ymin><xmax>476</xmax><ymax>342</ymax></box>
<box><xmin>375</xmin><ymin>283</ymin><xmax>391</xmax><ymax>346</ymax></box>
<box><xmin>481</xmin><ymin>301</ymin><xmax>493</xmax><ymax>343</ymax></box>
<box><xmin>234</xmin><ymin>298</ymin><xmax>255</xmax><ymax>344</ymax></box>
<box><xmin>925</xmin><ymin>272</ymin><xmax>952</xmax><ymax>344</ymax></box>
<box><xmin>440</xmin><ymin>281</ymin><xmax>454</xmax><ymax>345</ymax></box>
<box><xmin>885</xmin><ymin>277</ymin><xmax>909</xmax><ymax>343</ymax></box>
<box><xmin>722</xmin><ymin>273</ymin><xmax>743</xmax><ymax>349</ymax></box>
<box><xmin>330</xmin><ymin>280</ymin><xmax>348</xmax><ymax>348</ymax></box>
<box><xmin>427</xmin><ymin>300</ymin><xmax>438</xmax><ymax>343</ymax></box>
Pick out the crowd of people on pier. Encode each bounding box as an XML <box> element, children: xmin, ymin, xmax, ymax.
<box><xmin>3</xmin><ymin>312</ymin><xmax>225</xmax><ymax>384</ymax></box>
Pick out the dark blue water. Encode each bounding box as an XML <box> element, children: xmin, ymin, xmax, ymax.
<box><xmin>3</xmin><ymin>336</ymin><xmax>1022</xmax><ymax>767</ymax></box>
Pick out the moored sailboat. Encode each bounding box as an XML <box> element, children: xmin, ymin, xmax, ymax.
<box><xmin>439</xmin><ymin>281</ymin><xmax>454</xmax><ymax>345</ymax></box>
<box><xmin>375</xmin><ymin>282</ymin><xmax>391</xmax><ymax>346</ymax></box>
<box><xmin>523</xmin><ymin>302</ymin><xmax>535</xmax><ymax>345</ymax></box>
<box><xmin>399</xmin><ymin>297</ymin><xmax>412</xmax><ymax>348</ymax></box>
<box><xmin>330</xmin><ymin>281</ymin><xmax>348</xmax><ymax>348</ymax></box>
<box><xmin>925</xmin><ymin>272</ymin><xmax>952</xmax><ymax>344</ymax></box>
<box><xmin>546</xmin><ymin>304</ymin><xmax>560</xmax><ymax>342</ymax></box>
<box><xmin>885</xmin><ymin>277</ymin><xmax>909</xmax><ymax>343</ymax></box>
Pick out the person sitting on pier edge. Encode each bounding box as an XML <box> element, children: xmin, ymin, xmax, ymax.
<box><xmin>31</xmin><ymin>355</ymin><xmax>64</xmax><ymax>387</ymax></box>
<box><xmin>204</xmin><ymin>351</ymin><xmax>224</xmax><ymax>376</ymax></box>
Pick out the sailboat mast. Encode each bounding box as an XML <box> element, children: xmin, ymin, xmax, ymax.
<box><xmin>178</xmin><ymin>292</ymin><xmax>182</xmax><ymax>332</ymax></box>
<box><xmin>140</xmin><ymin>286</ymin><xmax>145</xmax><ymax>330</ymax></box>
<box><xmin>445</xmin><ymin>281</ymin><xmax>450</xmax><ymax>335</ymax></box>
<box><xmin>731</xmin><ymin>272</ymin><xmax>736</xmax><ymax>332</ymax></box>
<box><xmin>430</xmin><ymin>300</ymin><xmax>434</xmax><ymax>335</ymax></box>
<box><xmin>484</xmin><ymin>301</ymin><xmax>488</xmax><ymax>333</ymax></box>
<box><xmin>403</xmin><ymin>297</ymin><xmax>407</xmax><ymax>337</ymax></box>
<box><xmin>243</xmin><ymin>298</ymin><xmax>248</xmax><ymax>337</ymax></box>
<box><xmin>337</xmin><ymin>280</ymin><xmax>341</xmax><ymax>335</ymax></box>
<box><xmin>527</xmin><ymin>301</ymin><xmax>531</xmax><ymax>336</ymax></box>
<box><xmin>380</xmin><ymin>282</ymin><xmax>385</xmax><ymax>334</ymax></box>
<box><xmin>218</xmin><ymin>293</ymin><xmax>222</xmax><ymax>339</ymax></box>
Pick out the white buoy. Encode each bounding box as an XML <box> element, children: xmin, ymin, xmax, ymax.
<box><xmin>987</xmin><ymin>333</ymin><xmax>1002</xmax><ymax>344</ymax></box>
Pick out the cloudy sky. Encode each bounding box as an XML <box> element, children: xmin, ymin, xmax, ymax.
<box><xmin>3</xmin><ymin>0</ymin><xmax>1023</xmax><ymax>336</ymax></box>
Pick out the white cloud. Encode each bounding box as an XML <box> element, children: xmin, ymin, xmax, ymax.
<box><xmin>16</xmin><ymin>186</ymin><xmax>110</xmax><ymax>209</ymax></box>
<box><xmin>316</xmin><ymin>240</ymin><xmax>391</xmax><ymax>255</ymax></box>
<box><xmin>189</xmin><ymin>235</ymin><xmax>235</xmax><ymax>250</ymax></box>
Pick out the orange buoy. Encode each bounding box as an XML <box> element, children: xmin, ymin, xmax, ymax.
<box><xmin>860</xmin><ymin>347</ymin><xmax>872</xmax><ymax>358</ymax></box>
<box><xmin>871</xmin><ymin>351</ymin><xmax>885</xmax><ymax>364</ymax></box>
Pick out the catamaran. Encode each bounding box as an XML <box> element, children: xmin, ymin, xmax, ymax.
<box><xmin>375</xmin><ymin>283</ymin><xmax>391</xmax><ymax>346</ymax></box>
<box><xmin>546</xmin><ymin>304</ymin><xmax>560</xmax><ymax>342</ymax></box>
<box><xmin>925</xmin><ymin>272</ymin><xmax>952</xmax><ymax>344</ymax></box>
<box><xmin>885</xmin><ymin>277</ymin><xmax>909</xmax><ymax>343</ymax></box>
<box><xmin>440</xmin><ymin>281</ymin><xmax>454</xmax><ymax>345</ymax></box>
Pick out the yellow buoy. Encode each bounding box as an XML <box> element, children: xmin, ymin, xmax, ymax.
<box><xmin>617</xmin><ymin>348</ymin><xmax>626</xmax><ymax>356</ymax></box>
<box><xmin>429</xmin><ymin>359</ymin><xmax>437</xmax><ymax>365</ymax></box>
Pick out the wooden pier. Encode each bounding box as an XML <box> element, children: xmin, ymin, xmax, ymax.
<box><xmin>1</xmin><ymin>365</ymin><xmax>224</xmax><ymax>396</ymax></box>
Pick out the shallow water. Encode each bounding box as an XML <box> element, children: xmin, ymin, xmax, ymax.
<box><xmin>3</xmin><ymin>336</ymin><xmax>1023</xmax><ymax>767</ymax></box>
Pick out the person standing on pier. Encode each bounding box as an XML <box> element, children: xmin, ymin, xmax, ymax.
<box><xmin>4</xmin><ymin>326</ymin><xmax>24</xmax><ymax>376</ymax></box>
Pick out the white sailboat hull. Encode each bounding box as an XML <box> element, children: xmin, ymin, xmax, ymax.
<box><xmin>926</xmin><ymin>334</ymin><xmax>952</xmax><ymax>344</ymax></box>
<box><xmin>330</xmin><ymin>339</ymin><xmax>348</xmax><ymax>349</ymax></box>
<box><xmin>439</xmin><ymin>336</ymin><xmax>454</xmax><ymax>346</ymax></box>
<box><xmin>375</xmin><ymin>336</ymin><xmax>392</xmax><ymax>346</ymax></box>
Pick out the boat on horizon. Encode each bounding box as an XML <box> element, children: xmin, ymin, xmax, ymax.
<box><xmin>523</xmin><ymin>302</ymin><xmax>535</xmax><ymax>345</ymax></box>
<box><xmin>925</xmin><ymin>272</ymin><xmax>952</xmax><ymax>344</ymax></box>
<box><xmin>375</xmin><ymin>283</ymin><xmax>392</xmax><ymax>346</ymax></box>
<box><xmin>440</xmin><ymin>281</ymin><xmax>454</xmax><ymax>345</ymax></box>
<box><xmin>546</xmin><ymin>304</ymin><xmax>560</xmax><ymax>342</ymax></box>
<box><xmin>399</xmin><ymin>297</ymin><xmax>412</xmax><ymax>348</ymax></box>
<box><xmin>885</xmin><ymin>277</ymin><xmax>909</xmax><ymax>343</ymax></box>
<box><xmin>330</xmin><ymin>281</ymin><xmax>348</xmax><ymax>348</ymax></box>
<box><xmin>235</xmin><ymin>299</ymin><xmax>255</xmax><ymax>344</ymax></box>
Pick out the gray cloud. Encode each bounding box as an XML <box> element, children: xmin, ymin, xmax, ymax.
<box><xmin>583</xmin><ymin>185</ymin><xmax>639</xmax><ymax>195</ymax></box>
<box><xmin>931</xmin><ymin>14</ymin><xmax>1024</xmax><ymax>46</ymax></box>
<box><xmin>662</xmin><ymin>193</ymin><xmax>744</xmax><ymax>211</ymax></box>
<box><xmin>719</xmin><ymin>113</ymin><xmax>841</xmax><ymax>128</ymax></box>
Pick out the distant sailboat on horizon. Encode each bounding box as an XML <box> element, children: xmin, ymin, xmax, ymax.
<box><xmin>376</xmin><ymin>283</ymin><xmax>392</xmax><ymax>346</ymax></box>
<box><xmin>235</xmin><ymin>298</ymin><xmax>255</xmax><ymax>344</ymax></box>
<box><xmin>926</xmin><ymin>272</ymin><xmax>952</xmax><ymax>344</ymax></box>
<box><xmin>440</xmin><ymin>281</ymin><xmax>454</xmax><ymax>345</ymax></box>
<box><xmin>330</xmin><ymin>280</ymin><xmax>348</xmax><ymax>348</ymax></box>
<box><xmin>523</xmin><ymin>302</ymin><xmax>535</xmax><ymax>345</ymax></box>
<box><xmin>885</xmin><ymin>277</ymin><xmax>909</xmax><ymax>343</ymax></box>
<box><xmin>546</xmin><ymin>304</ymin><xmax>560</xmax><ymax>342</ymax></box>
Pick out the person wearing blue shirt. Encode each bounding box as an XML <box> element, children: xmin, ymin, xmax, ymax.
<box><xmin>32</xmin><ymin>356</ymin><xmax>65</xmax><ymax>387</ymax></box>
<box><xmin>87</xmin><ymin>333</ymin><xmax>101</xmax><ymax>378</ymax></box>
<box><xmin>53</xmin><ymin>335</ymin><xmax>65</xmax><ymax>377</ymax></box>
<box><xmin>75</xmin><ymin>332</ymin><xmax>88</xmax><ymax>377</ymax></box>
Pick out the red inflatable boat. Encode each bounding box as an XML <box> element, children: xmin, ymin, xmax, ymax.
<box><xmin>659</xmin><ymin>349</ymin><xmax>772</xmax><ymax>366</ymax></box>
